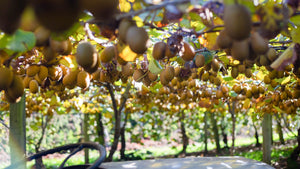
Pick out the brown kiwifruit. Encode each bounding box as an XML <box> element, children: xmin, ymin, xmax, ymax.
<box><xmin>264</xmin><ymin>75</ymin><xmax>271</xmax><ymax>84</ymax></box>
<box><xmin>250</xmin><ymin>31</ymin><xmax>269</xmax><ymax>55</ymax></box>
<box><xmin>32</xmin><ymin>0</ymin><xmax>81</xmax><ymax>32</ymax></box>
<box><xmin>38</xmin><ymin>65</ymin><xmax>48</xmax><ymax>82</ymax></box>
<box><xmin>195</xmin><ymin>54</ymin><xmax>205</xmax><ymax>67</ymax></box>
<box><xmin>0</xmin><ymin>67</ymin><xmax>13</xmax><ymax>90</ymax></box>
<box><xmin>43</xmin><ymin>47</ymin><xmax>57</xmax><ymax>62</ymax></box>
<box><xmin>259</xmin><ymin>55</ymin><xmax>271</xmax><ymax>66</ymax></box>
<box><xmin>133</xmin><ymin>69</ymin><xmax>144</xmax><ymax>82</ymax></box>
<box><xmin>100</xmin><ymin>46</ymin><xmax>116</xmax><ymax>63</ymax></box>
<box><xmin>211</xmin><ymin>59</ymin><xmax>219</xmax><ymax>72</ymax></box>
<box><xmin>224</xmin><ymin>4</ymin><xmax>252</xmax><ymax>41</ymax></box>
<box><xmin>6</xmin><ymin>75</ymin><xmax>24</xmax><ymax>102</ymax></box>
<box><xmin>76</xmin><ymin>41</ymin><xmax>98</xmax><ymax>69</ymax></box>
<box><xmin>48</xmin><ymin>66</ymin><xmax>63</xmax><ymax>81</ymax></box>
<box><xmin>50</xmin><ymin>38</ymin><xmax>72</xmax><ymax>55</ymax></box>
<box><xmin>245</xmin><ymin>68</ymin><xmax>252</xmax><ymax>78</ymax></box>
<box><xmin>238</xmin><ymin>64</ymin><xmax>246</xmax><ymax>73</ymax></box>
<box><xmin>29</xmin><ymin>79</ymin><xmax>39</xmax><ymax>93</ymax></box>
<box><xmin>81</xmin><ymin>0</ymin><xmax>118</xmax><ymax>19</ymax></box>
<box><xmin>77</xmin><ymin>71</ymin><xmax>90</xmax><ymax>89</ymax></box>
<box><xmin>62</xmin><ymin>70</ymin><xmax>79</xmax><ymax>87</ymax></box>
<box><xmin>153</xmin><ymin>41</ymin><xmax>167</xmax><ymax>60</ymax></box>
<box><xmin>216</xmin><ymin>29</ymin><xmax>233</xmax><ymax>49</ymax></box>
<box><xmin>148</xmin><ymin>71</ymin><xmax>158</xmax><ymax>81</ymax></box>
<box><xmin>27</xmin><ymin>65</ymin><xmax>40</xmax><ymax>77</ymax></box>
<box><xmin>0</xmin><ymin>0</ymin><xmax>26</xmax><ymax>34</ymax></box>
<box><xmin>165</xmin><ymin>45</ymin><xmax>177</xmax><ymax>58</ymax></box>
<box><xmin>164</xmin><ymin>66</ymin><xmax>175</xmax><ymax>82</ymax></box>
<box><xmin>118</xmin><ymin>18</ymin><xmax>136</xmax><ymax>43</ymax></box>
<box><xmin>121</xmin><ymin>63</ymin><xmax>134</xmax><ymax>77</ymax></box>
<box><xmin>231</xmin><ymin>66</ymin><xmax>239</xmax><ymax>78</ymax></box>
<box><xmin>231</xmin><ymin>39</ymin><xmax>249</xmax><ymax>61</ymax></box>
<box><xmin>181</xmin><ymin>41</ymin><xmax>195</xmax><ymax>61</ymax></box>
<box><xmin>202</xmin><ymin>71</ymin><xmax>209</xmax><ymax>81</ymax></box>
<box><xmin>126</xmin><ymin>26</ymin><xmax>149</xmax><ymax>54</ymax></box>
<box><xmin>34</xmin><ymin>26</ymin><xmax>51</xmax><ymax>46</ymax></box>
<box><xmin>266</xmin><ymin>48</ymin><xmax>277</xmax><ymax>62</ymax></box>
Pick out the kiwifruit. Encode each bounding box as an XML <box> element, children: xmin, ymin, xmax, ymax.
<box><xmin>211</xmin><ymin>59</ymin><xmax>219</xmax><ymax>72</ymax></box>
<box><xmin>270</xmin><ymin>79</ymin><xmax>278</xmax><ymax>88</ymax></box>
<box><xmin>76</xmin><ymin>41</ymin><xmax>98</xmax><ymax>69</ymax></box>
<box><xmin>181</xmin><ymin>42</ymin><xmax>195</xmax><ymax>61</ymax></box>
<box><xmin>27</xmin><ymin>65</ymin><xmax>40</xmax><ymax>77</ymax></box>
<box><xmin>62</xmin><ymin>70</ymin><xmax>79</xmax><ymax>86</ymax></box>
<box><xmin>153</xmin><ymin>42</ymin><xmax>167</xmax><ymax>60</ymax></box>
<box><xmin>174</xmin><ymin>67</ymin><xmax>181</xmax><ymax>77</ymax></box>
<box><xmin>29</xmin><ymin>79</ymin><xmax>39</xmax><ymax>93</ymax></box>
<box><xmin>259</xmin><ymin>55</ymin><xmax>271</xmax><ymax>66</ymax></box>
<box><xmin>164</xmin><ymin>66</ymin><xmax>175</xmax><ymax>82</ymax></box>
<box><xmin>0</xmin><ymin>67</ymin><xmax>13</xmax><ymax>91</ymax></box>
<box><xmin>165</xmin><ymin>45</ymin><xmax>177</xmax><ymax>58</ymax></box>
<box><xmin>214</xmin><ymin>77</ymin><xmax>222</xmax><ymax>86</ymax></box>
<box><xmin>23</xmin><ymin>76</ymin><xmax>32</xmax><ymax>88</ymax></box>
<box><xmin>216</xmin><ymin>90</ymin><xmax>223</xmax><ymax>99</ymax></box>
<box><xmin>264</xmin><ymin>75</ymin><xmax>271</xmax><ymax>84</ymax></box>
<box><xmin>118</xmin><ymin>18</ymin><xmax>136</xmax><ymax>43</ymax></box>
<box><xmin>245</xmin><ymin>68</ymin><xmax>252</xmax><ymax>78</ymax></box>
<box><xmin>133</xmin><ymin>69</ymin><xmax>144</xmax><ymax>82</ymax></box>
<box><xmin>126</xmin><ymin>26</ymin><xmax>149</xmax><ymax>54</ymax></box>
<box><xmin>100</xmin><ymin>46</ymin><xmax>116</xmax><ymax>63</ymax></box>
<box><xmin>250</xmin><ymin>31</ymin><xmax>269</xmax><ymax>55</ymax></box>
<box><xmin>38</xmin><ymin>65</ymin><xmax>48</xmax><ymax>82</ymax></box>
<box><xmin>221</xmin><ymin>85</ymin><xmax>229</xmax><ymax>94</ymax></box>
<box><xmin>233</xmin><ymin>84</ymin><xmax>242</xmax><ymax>94</ymax></box>
<box><xmin>77</xmin><ymin>71</ymin><xmax>90</xmax><ymax>89</ymax></box>
<box><xmin>6</xmin><ymin>75</ymin><xmax>24</xmax><ymax>102</ymax></box>
<box><xmin>266</xmin><ymin>48</ymin><xmax>277</xmax><ymax>62</ymax></box>
<box><xmin>50</xmin><ymin>38</ymin><xmax>72</xmax><ymax>55</ymax></box>
<box><xmin>251</xmin><ymin>85</ymin><xmax>259</xmax><ymax>95</ymax></box>
<box><xmin>48</xmin><ymin>66</ymin><xmax>63</xmax><ymax>81</ymax></box>
<box><xmin>116</xmin><ymin>55</ymin><xmax>128</xmax><ymax>65</ymax></box>
<box><xmin>160</xmin><ymin>71</ymin><xmax>169</xmax><ymax>86</ymax></box>
<box><xmin>231</xmin><ymin>66</ymin><xmax>239</xmax><ymax>78</ymax></box>
<box><xmin>32</xmin><ymin>0</ymin><xmax>81</xmax><ymax>32</ymax></box>
<box><xmin>43</xmin><ymin>47</ymin><xmax>57</xmax><ymax>62</ymax></box>
<box><xmin>238</xmin><ymin>64</ymin><xmax>246</xmax><ymax>73</ymax></box>
<box><xmin>202</xmin><ymin>71</ymin><xmax>209</xmax><ymax>81</ymax></box>
<box><xmin>142</xmin><ymin>76</ymin><xmax>151</xmax><ymax>86</ymax></box>
<box><xmin>216</xmin><ymin>29</ymin><xmax>233</xmax><ymax>49</ymax></box>
<box><xmin>245</xmin><ymin>89</ymin><xmax>252</xmax><ymax>98</ymax></box>
<box><xmin>81</xmin><ymin>0</ymin><xmax>118</xmax><ymax>19</ymax></box>
<box><xmin>121</xmin><ymin>63</ymin><xmax>134</xmax><ymax>77</ymax></box>
<box><xmin>195</xmin><ymin>54</ymin><xmax>205</xmax><ymax>67</ymax></box>
<box><xmin>0</xmin><ymin>0</ymin><xmax>26</xmax><ymax>34</ymax></box>
<box><xmin>148</xmin><ymin>71</ymin><xmax>158</xmax><ymax>81</ymax></box>
<box><xmin>224</xmin><ymin>4</ymin><xmax>252</xmax><ymax>41</ymax></box>
<box><xmin>84</xmin><ymin>54</ymin><xmax>100</xmax><ymax>74</ymax></box>
<box><xmin>34</xmin><ymin>26</ymin><xmax>51</xmax><ymax>46</ymax></box>
<box><xmin>231</xmin><ymin>39</ymin><xmax>249</xmax><ymax>61</ymax></box>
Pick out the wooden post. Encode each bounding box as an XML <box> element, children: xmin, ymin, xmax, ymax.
<box><xmin>83</xmin><ymin>113</ymin><xmax>89</xmax><ymax>164</ymax></box>
<box><xmin>9</xmin><ymin>95</ymin><xmax>26</xmax><ymax>169</ymax></box>
<box><xmin>262</xmin><ymin>113</ymin><xmax>272</xmax><ymax>164</ymax></box>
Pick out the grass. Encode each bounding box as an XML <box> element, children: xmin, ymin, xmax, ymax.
<box><xmin>25</xmin><ymin>132</ymin><xmax>296</xmax><ymax>168</ymax></box>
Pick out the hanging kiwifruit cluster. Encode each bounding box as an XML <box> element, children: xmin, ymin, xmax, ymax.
<box><xmin>118</xmin><ymin>19</ymin><xmax>149</xmax><ymax>55</ymax></box>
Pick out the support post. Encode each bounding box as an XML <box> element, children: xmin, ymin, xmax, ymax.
<box><xmin>83</xmin><ymin>113</ymin><xmax>89</xmax><ymax>164</ymax></box>
<box><xmin>9</xmin><ymin>95</ymin><xmax>26</xmax><ymax>169</ymax></box>
<box><xmin>262</xmin><ymin>113</ymin><xmax>272</xmax><ymax>164</ymax></box>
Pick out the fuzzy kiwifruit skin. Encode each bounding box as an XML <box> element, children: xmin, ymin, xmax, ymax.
<box><xmin>250</xmin><ymin>31</ymin><xmax>269</xmax><ymax>55</ymax></box>
<box><xmin>29</xmin><ymin>79</ymin><xmax>39</xmax><ymax>93</ymax></box>
<box><xmin>181</xmin><ymin>42</ymin><xmax>195</xmax><ymax>61</ymax></box>
<box><xmin>216</xmin><ymin>29</ymin><xmax>233</xmax><ymax>49</ymax></box>
<box><xmin>76</xmin><ymin>42</ymin><xmax>98</xmax><ymax>69</ymax></box>
<box><xmin>0</xmin><ymin>0</ymin><xmax>26</xmax><ymax>34</ymax></box>
<box><xmin>224</xmin><ymin>4</ymin><xmax>252</xmax><ymax>41</ymax></box>
<box><xmin>63</xmin><ymin>70</ymin><xmax>80</xmax><ymax>87</ymax></box>
<box><xmin>231</xmin><ymin>40</ymin><xmax>249</xmax><ymax>61</ymax></box>
<box><xmin>32</xmin><ymin>0</ymin><xmax>81</xmax><ymax>32</ymax></box>
<box><xmin>50</xmin><ymin>38</ymin><xmax>72</xmax><ymax>55</ymax></box>
<box><xmin>153</xmin><ymin>42</ymin><xmax>167</xmax><ymax>60</ymax></box>
<box><xmin>118</xmin><ymin>19</ymin><xmax>136</xmax><ymax>43</ymax></box>
<box><xmin>81</xmin><ymin>0</ymin><xmax>118</xmax><ymax>19</ymax></box>
<box><xmin>100</xmin><ymin>46</ymin><xmax>116</xmax><ymax>63</ymax></box>
<box><xmin>43</xmin><ymin>47</ymin><xmax>57</xmax><ymax>62</ymax></box>
<box><xmin>133</xmin><ymin>69</ymin><xmax>144</xmax><ymax>82</ymax></box>
<box><xmin>126</xmin><ymin>26</ymin><xmax>149</xmax><ymax>54</ymax></box>
<box><xmin>6</xmin><ymin>75</ymin><xmax>24</xmax><ymax>102</ymax></box>
<box><xmin>77</xmin><ymin>71</ymin><xmax>90</xmax><ymax>89</ymax></box>
<box><xmin>195</xmin><ymin>54</ymin><xmax>205</xmax><ymax>67</ymax></box>
<box><xmin>266</xmin><ymin>48</ymin><xmax>277</xmax><ymax>62</ymax></box>
<box><xmin>0</xmin><ymin>67</ymin><xmax>14</xmax><ymax>90</ymax></box>
<box><xmin>27</xmin><ymin>65</ymin><xmax>40</xmax><ymax>77</ymax></box>
<box><xmin>121</xmin><ymin>63</ymin><xmax>134</xmax><ymax>77</ymax></box>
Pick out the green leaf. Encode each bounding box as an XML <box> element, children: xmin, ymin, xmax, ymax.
<box><xmin>149</xmin><ymin>59</ymin><xmax>162</xmax><ymax>74</ymax></box>
<box><xmin>290</xmin><ymin>15</ymin><xmax>300</xmax><ymax>26</ymax></box>
<box><xmin>223</xmin><ymin>76</ymin><xmax>234</xmax><ymax>82</ymax></box>
<box><xmin>201</xmin><ymin>51</ymin><xmax>213</xmax><ymax>64</ymax></box>
<box><xmin>0</xmin><ymin>29</ymin><xmax>36</xmax><ymax>52</ymax></box>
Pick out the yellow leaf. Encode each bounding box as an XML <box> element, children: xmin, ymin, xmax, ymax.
<box><xmin>256</xmin><ymin>71</ymin><xmax>264</xmax><ymax>80</ymax></box>
<box><xmin>281</xmin><ymin>76</ymin><xmax>291</xmax><ymax>85</ymax></box>
<box><xmin>117</xmin><ymin>42</ymin><xmax>139</xmax><ymax>62</ymax></box>
<box><xmin>203</xmin><ymin>32</ymin><xmax>218</xmax><ymax>50</ymax></box>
